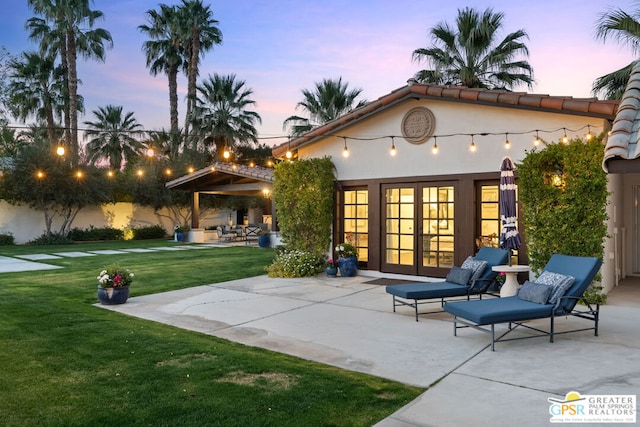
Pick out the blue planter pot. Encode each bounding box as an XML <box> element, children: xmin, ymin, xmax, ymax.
<box><xmin>326</xmin><ymin>266</ymin><xmax>338</xmax><ymax>277</ymax></box>
<box><xmin>97</xmin><ymin>286</ymin><xmax>130</xmax><ymax>305</ymax></box>
<box><xmin>338</xmin><ymin>256</ymin><xmax>358</xmax><ymax>277</ymax></box>
<box><xmin>258</xmin><ymin>235</ymin><xmax>271</xmax><ymax>248</ymax></box>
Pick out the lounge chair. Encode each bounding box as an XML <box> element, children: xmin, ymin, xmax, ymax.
<box><xmin>244</xmin><ymin>225</ymin><xmax>262</xmax><ymax>245</ymax></box>
<box><xmin>443</xmin><ymin>254</ymin><xmax>602</xmax><ymax>350</ymax></box>
<box><xmin>385</xmin><ymin>247</ymin><xmax>510</xmax><ymax>321</ymax></box>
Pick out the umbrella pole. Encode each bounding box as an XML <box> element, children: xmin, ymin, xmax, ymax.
<box><xmin>508</xmin><ymin>249</ymin><xmax>513</xmax><ymax>266</ymax></box>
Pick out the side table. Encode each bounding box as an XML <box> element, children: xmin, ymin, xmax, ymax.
<box><xmin>492</xmin><ymin>265</ymin><xmax>530</xmax><ymax>297</ymax></box>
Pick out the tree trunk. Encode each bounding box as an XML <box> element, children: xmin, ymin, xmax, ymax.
<box><xmin>184</xmin><ymin>32</ymin><xmax>200</xmax><ymax>144</ymax></box>
<box><xmin>168</xmin><ymin>64</ymin><xmax>179</xmax><ymax>135</ymax></box>
<box><xmin>59</xmin><ymin>32</ymin><xmax>71</xmax><ymax>152</ymax></box>
<box><xmin>66</xmin><ymin>26</ymin><xmax>79</xmax><ymax>166</ymax></box>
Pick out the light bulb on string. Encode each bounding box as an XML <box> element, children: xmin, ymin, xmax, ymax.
<box><xmin>165</xmin><ymin>168</ymin><xmax>172</xmax><ymax>176</ymax></box>
<box><xmin>390</xmin><ymin>136</ymin><xmax>397</xmax><ymax>156</ymax></box>
<box><xmin>285</xmin><ymin>137</ymin><xmax>292</xmax><ymax>159</ymax></box>
<box><xmin>342</xmin><ymin>137</ymin><xmax>349</xmax><ymax>158</ymax></box>
<box><xmin>136</xmin><ymin>169</ymin><xmax>144</xmax><ymax>177</ymax></box>
<box><xmin>562</xmin><ymin>128</ymin><xmax>569</xmax><ymax>144</ymax></box>
<box><xmin>107</xmin><ymin>170</ymin><xmax>114</xmax><ymax>178</ymax></box>
<box><xmin>504</xmin><ymin>133</ymin><xmax>510</xmax><ymax>149</ymax></box>
<box><xmin>534</xmin><ymin>131</ymin><xmax>541</xmax><ymax>146</ymax></box>
<box><xmin>431</xmin><ymin>136</ymin><xmax>438</xmax><ymax>155</ymax></box>
<box><xmin>223</xmin><ymin>148</ymin><xmax>231</xmax><ymax>159</ymax></box>
<box><xmin>75</xmin><ymin>170</ymin><xmax>83</xmax><ymax>179</ymax></box>
<box><xmin>585</xmin><ymin>125</ymin><xmax>593</xmax><ymax>141</ymax></box>
<box><xmin>187</xmin><ymin>166</ymin><xmax>194</xmax><ymax>174</ymax></box>
<box><xmin>56</xmin><ymin>145</ymin><xmax>65</xmax><ymax>156</ymax></box>
<box><xmin>146</xmin><ymin>147</ymin><xmax>155</xmax><ymax>157</ymax></box>
<box><xmin>469</xmin><ymin>135</ymin><xmax>476</xmax><ymax>152</ymax></box>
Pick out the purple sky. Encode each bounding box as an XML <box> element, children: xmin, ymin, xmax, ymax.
<box><xmin>0</xmin><ymin>0</ymin><xmax>634</xmax><ymax>147</ymax></box>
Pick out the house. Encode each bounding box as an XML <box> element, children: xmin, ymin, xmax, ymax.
<box><xmin>603</xmin><ymin>60</ymin><xmax>640</xmax><ymax>290</ymax></box>
<box><xmin>273</xmin><ymin>82</ymin><xmax>620</xmax><ymax>290</ymax></box>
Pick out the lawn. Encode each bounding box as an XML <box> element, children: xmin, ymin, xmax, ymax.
<box><xmin>0</xmin><ymin>241</ymin><xmax>423</xmax><ymax>426</ymax></box>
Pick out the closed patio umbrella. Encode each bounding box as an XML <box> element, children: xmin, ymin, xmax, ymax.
<box><xmin>499</xmin><ymin>157</ymin><xmax>521</xmax><ymax>266</ymax></box>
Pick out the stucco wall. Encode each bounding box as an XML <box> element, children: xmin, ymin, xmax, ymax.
<box><xmin>0</xmin><ymin>201</ymin><xmax>232</xmax><ymax>244</ymax></box>
<box><xmin>299</xmin><ymin>99</ymin><xmax>608</xmax><ymax>180</ymax></box>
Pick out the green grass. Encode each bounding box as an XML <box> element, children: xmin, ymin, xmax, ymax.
<box><xmin>0</xmin><ymin>241</ymin><xmax>423</xmax><ymax>426</ymax></box>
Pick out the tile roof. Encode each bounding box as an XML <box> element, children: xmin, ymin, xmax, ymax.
<box><xmin>603</xmin><ymin>61</ymin><xmax>640</xmax><ymax>172</ymax></box>
<box><xmin>273</xmin><ymin>82</ymin><xmax>619</xmax><ymax>157</ymax></box>
<box><xmin>165</xmin><ymin>162</ymin><xmax>273</xmax><ymax>193</ymax></box>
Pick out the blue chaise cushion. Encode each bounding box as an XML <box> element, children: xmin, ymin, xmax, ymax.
<box><xmin>534</xmin><ymin>271</ymin><xmax>575</xmax><ymax>304</ymax></box>
<box><xmin>446</xmin><ymin>267</ymin><xmax>474</xmax><ymax>286</ymax></box>
<box><xmin>517</xmin><ymin>281</ymin><xmax>552</xmax><ymax>304</ymax></box>
<box><xmin>444</xmin><ymin>297</ymin><xmax>554</xmax><ymax>325</ymax></box>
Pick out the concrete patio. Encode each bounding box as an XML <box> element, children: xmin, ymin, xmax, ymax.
<box><xmin>99</xmin><ymin>272</ymin><xmax>640</xmax><ymax>426</ymax></box>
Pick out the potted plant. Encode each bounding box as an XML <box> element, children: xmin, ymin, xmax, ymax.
<box><xmin>174</xmin><ymin>224</ymin><xmax>190</xmax><ymax>242</ymax></box>
<box><xmin>258</xmin><ymin>230</ymin><xmax>271</xmax><ymax>248</ymax></box>
<box><xmin>335</xmin><ymin>243</ymin><xmax>358</xmax><ymax>277</ymax></box>
<box><xmin>96</xmin><ymin>264</ymin><xmax>134</xmax><ymax>305</ymax></box>
<box><xmin>326</xmin><ymin>258</ymin><xmax>338</xmax><ymax>277</ymax></box>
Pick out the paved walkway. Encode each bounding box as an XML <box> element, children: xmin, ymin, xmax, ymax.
<box><xmin>98</xmin><ymin>272</ymin><xmax>640</xmax><ymax>427</ymax></box>
<box><xmin>2</xmin><ymin>247</ymin><xmax>637</xmax><ymax>425</ymax></box>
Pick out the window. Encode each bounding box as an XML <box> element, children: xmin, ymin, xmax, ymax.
<box><xmin>343</xmin><ymin>189</ymin><xmax>368</xmax><ymax>262</ymax></box>
<box><xmin>422</xmin><ymin>186</ymin><xmax>454</xmax><ymax>268</ymax></box>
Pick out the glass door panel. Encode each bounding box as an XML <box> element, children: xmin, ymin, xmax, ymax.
<box><xmin>383</xmin><ymin>186</ymin><xmax>416</xmax><ymax>272</ymax></box>
<box><xmin>421</xmin><ymin>185</ymin><xmax>455</xmax><ymax>270</ymax></box>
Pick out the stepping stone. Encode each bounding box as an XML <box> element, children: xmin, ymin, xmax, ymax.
<box><xmin>16</xmin><ymin>254</ymin><xmax>62</xmax><ymax>260</ymax></box>
<box><xmin>120</xmin><ymin>248</ymin><xmax>158</xmax><ymax>253</ymax></box>
<box><xmin>154</xmin><ymin>246</ymin><xmax>189</xmax><ymax>251</ymax></box>
<box><xmin>89</xmin><ymin>250</ymin><xmax>129</xmax><ymax>255</ymax></box>
<box><xmin>53</xmin><ymin>251</ymin><xmax>96</xmax><ymax>257</ymax></box>
<box><xmin>0</xmin><ymin>256</ymin><xmax>62</xmax><ymax>273</ymax></box>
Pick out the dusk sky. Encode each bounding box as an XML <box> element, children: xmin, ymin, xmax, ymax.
<box><xmin>0</xmin><ymin>0</ymin><xmax>635</xmax><ymax>147</ymax></box>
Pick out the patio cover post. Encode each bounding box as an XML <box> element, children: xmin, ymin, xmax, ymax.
<box><xmin>191</xmin><ymin>191</ymin><xmax>200</xmax><ymax>229</ymax></box>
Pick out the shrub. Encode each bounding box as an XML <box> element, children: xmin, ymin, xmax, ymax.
<box><xmin>68</xmin><ymin>226</ymin><xmax>124</xmax><ymax>241</ymax></box>
<box><xmin>29</xmin><ymin>232</ymin><xmax>75</xmax><ymax>245</ymax></box>
<box><xmin>266</xmin><ymin>249</ymin><xmax>325</xmax><ymax>278</ymax></box>
<box><xmin>131</xmin><ymin>225</ymin><xmax>167</xmax><ymax>240</ymax></box>
<box><xmin>0</xmin><ymin>232</ymin><xmax>15</xmax><ymax>245</ymax></box>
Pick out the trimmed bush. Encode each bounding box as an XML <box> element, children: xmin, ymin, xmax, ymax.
<box><xmin>131</xmin><ymin>225</ymin><xmax>167</xmax><ymax>240</ymax></box>
<box><xmin>68</xmin><ymin>226</ymin><xmax>124</xmax><ymax>241</ymax></box>
<box><xmin>0</xmin><ymin>232</ymin><xmax>15</xmax><ymax>245</ymax></box>
<box><xmin>266</xmin><ymin>249</ymin><xmax>325</xmax><ymax>278</ymax></box>
<box><xmin>29</xmin><ymin>232</ymin><xmax>75</xmax><ymax>245</ymax></box>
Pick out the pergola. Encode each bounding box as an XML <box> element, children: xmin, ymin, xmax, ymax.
<box><xmin>165</xmin><ymin>162</ymin><xmax>275</xmax><ymax>230</ymax></box>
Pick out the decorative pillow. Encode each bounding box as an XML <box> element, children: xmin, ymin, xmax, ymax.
<box><xmin>461</xmin><ymin>256</ymin><xmax>488</xmax><ymax>283</ymax></box>
<box><xmin>517</xmin><ymin>280</ymin><xmax>553</xmax><ymax>304</ymax></box>
<box><xmin>534</xmin><ymin>271</ymin><xmax>575</xmax><ymax>304</ymax></box>
<box><xmin>446</xmin><ymin>266</ymin><xmax>474</xmax><ymax>286</ymax></box>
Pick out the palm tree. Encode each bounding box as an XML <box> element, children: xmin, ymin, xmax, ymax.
<box><xmin>283</xmin><ymin>77</ymin><xmax>367</xmax><ymax>137</ymax></box>
<box><xmin>7</xmin><ymin>51</ymin><xmax>66</xmax><ymax>145</ymax></box>
<box><xmin>83</xmin><ymin>105</ymin><xmax>144</xmax><ymax>171</ymax></box>
<box><xmin>139</xmin><ymin>4</ymin><xmax>183</xmax><ymax>134</ymax></box>
<box><xmin>594</xmin><ymin>5</ymin><xmax>640</xmax><ymax>99</ymax></box>
<box><xmin>27</xmin><ymin>0</ymin><xmax>113</xmax><ymax>165</ymax></box>
<box><xmin>145</xmin><ymin>128</ymin><xmax>184</xmax><ymax>162</ymax></box>
<box><xmin>191</xmin><ymin>74</ymin><xmax>261</xmax><ymax>160</ymax></box>
<box><xmin>412</xmin><ymin>7</ymin><xmax>533</xmax><ymax>90</ymax></box>
<box><xmin>178</xmin><ymin>0</ymin><xmax>222</xmax><ymax>140</ymax></box>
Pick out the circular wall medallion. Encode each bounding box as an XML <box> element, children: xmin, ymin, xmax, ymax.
<box><xmin>401</xmin><ymin>107</ymin><xmax>435</xmax><ymax>144</ymax></box>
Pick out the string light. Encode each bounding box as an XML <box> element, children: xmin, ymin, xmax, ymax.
<box><xmin>75</xmin><ymin>170</ymin><xmax>83</xmax><ymax>178</ymax></box>
<box><xmin>56</xmin><ymin>145</ymin><xmax>65</xmax><ymax>156</ymax></box>
<box><xmin>249</xmin><ymin>161</ymin><xmax>255</xmax><ymax>167</ymax></box>
<box><xmin>136</xmin><ymin>169</ymin><xmax>144</xmax><ymax>177</ymax></box>
<box><xmin>285</xmin><ymin>137</ymin><xmax>293</xmax><ymax>159</ymax></box>
<box><xmin>342</xmin><ymin>137</ymin><xmax>349</xmax><ymax>158</ymax></box>
<box><xmin>223</xmin><ymin>147</ymin><xmax>231</xmax><ymax>159</ymax></box>
<box><xmin>146</xmin><ymin>147</ymin><xmax>155</xmax><ymax>157</ymax></box>
<box><xmin>165</xmin><ymin>168</ymin><xmax>172</xmax><ymax>176</ymax></box>
<box><xmin>562</xmin><ymin>128</ymin><xmax>569</xmax><ymax>144</ymax></box>
<box><xmin>390</xmin><ymin>137</ymin><xmax>397</xmax><ymax>156</ymax></box>
<box><xmin>36</xmin><ymin>171</ymin><xmax>44</xmax><ymax>179</ymax></box>
<box><xmin>187</xmin><ymin>166</ymin><xmax>194</xmax><ymax>173</ymax></box>
<box><xmin>534</xmin><ymin>131</ymin><xmax>541</xmax><ymax>146</ymax></box>
<box><xmin>469</xmin><ymin>135</ymin><xmax>476</xmax><ymax>152</ymax></box>
<box><xmin>107</xmin><ymin>170</ymin><xmax>114</xmax><ymax>178</ymax></box>
<box><xmin>585</xmin><ymin>125</ymin><xmax>593</xmax><ymax>141</ymax></box>
<box><xmin>504</xmin><ymin>133</ymin><xmax>510</xmax><ymax>149</ymax></box>
<box><xmin>432</xmin><ymin>136</ymin><xmax>438</xmax><ymax>155</ymax></box>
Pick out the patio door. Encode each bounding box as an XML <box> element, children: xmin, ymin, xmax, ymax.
<box><xmin>382</xmin><ymin>183</ymin><xmax>455</xmax><ymax>276</ymax></box>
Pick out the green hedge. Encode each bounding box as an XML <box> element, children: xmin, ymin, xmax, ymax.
<box><xmin>68</xmin><ymin>226</ymin><xmax>124</xmax><ymax>241</ymax></box>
